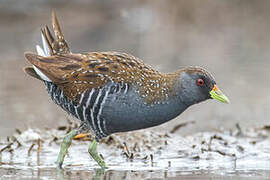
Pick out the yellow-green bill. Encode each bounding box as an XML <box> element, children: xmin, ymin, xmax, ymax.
<box><xmin>210</xmin><ymin>85</ymin><xmax>230</xmax><ymax>103</ymax></box>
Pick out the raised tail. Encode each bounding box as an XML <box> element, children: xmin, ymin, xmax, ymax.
<box><xmin>24</xmin><ymin>11</ymin><xmax>71</xmax><ymax>82</ymax></box>
<box><xmin>41</xmin><ymin>11</ymin><xmax>70</xmax><ymax>56</ymax></box>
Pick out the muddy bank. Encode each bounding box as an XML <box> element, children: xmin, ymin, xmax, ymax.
<box><xmin>0</xmin><ymin>123</ymin><xmax>270</xmax><ymax>179</ymax></box>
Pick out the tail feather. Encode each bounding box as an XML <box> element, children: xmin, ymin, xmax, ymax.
<box><xmin>24</xmin><ymin>67</ymin><xmax>43</xmax><ymax>81</ymax></box>
<box><xmin>34</xmin><ymin>44</ymin><xmax>51</xmax><ymax>81</ymax></box>
<box><xmin>52</xmin><ymin>11</ymin><xmax>64</xmax><ymax>40</ymax></box>
<box><xmin>36</xmin><ymin>45</ymin><xmax>45</xmax><ymax>56</ymax></box>
<box><xmin>40</xmin><ymin>29</ymin><xmax>51</xmax><ymax>56</ymax></box>
<box><xmin>24</xmin><ymin>10</ymin><xmax>71</xmax><ymax>82</ymax></box>
<box><xmin>40</xmin><ymin>11</ymin><xmax>70</xmax><ymax>56</ymax></box>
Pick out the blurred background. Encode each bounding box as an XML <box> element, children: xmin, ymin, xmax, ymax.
<box><xmin>0</xmin><ymin>0</ymin><xmax>270</xmax><ymax>137</ymax></box>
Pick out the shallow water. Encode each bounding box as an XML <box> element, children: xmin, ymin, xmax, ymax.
<box><xmin>1</xmin><ymin>168</ymin><xmax>270</xmax><ymax>179</ymax></box>
<box><xmin>0</xmin><ymin>127</ymin><xmax>270</xmax><ymax>179</ymax></box>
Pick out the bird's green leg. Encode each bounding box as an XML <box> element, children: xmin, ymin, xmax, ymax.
<box><xmin>88</xmin><ymin>139</ymin><xmax>107</xmax><ymax>169</ymax></box>
<box><xmin>56</xmin><ymin>129</ymin><xmax>78</xmax><ymax>168</ymax></box>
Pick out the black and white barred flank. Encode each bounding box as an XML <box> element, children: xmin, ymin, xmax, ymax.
<box><xmin>44</xmin><ymin>81</ymin><xmax>130</xmax><ymax>140</ymax></box>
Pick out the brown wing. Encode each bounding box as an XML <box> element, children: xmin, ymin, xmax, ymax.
<box><xmin>24</xmin><ymin>51</ymin><xmax>178</xmax><ymax>103</ymax></box>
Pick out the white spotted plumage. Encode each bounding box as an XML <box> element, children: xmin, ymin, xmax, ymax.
<box><xmin>79</xmin><ymin>91</ymin><xmax>85</xmax><ymax>104</ymax></box>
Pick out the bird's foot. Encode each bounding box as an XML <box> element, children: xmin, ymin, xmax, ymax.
<box><xmin>88</xmin><ymin>139</ymin><xmax>107</xmax><ymax>169</ymax></box>
<box><xmin>56</xmin><ymin>129</ymin><xmax>78</xmax><ymax>168</ymax></box>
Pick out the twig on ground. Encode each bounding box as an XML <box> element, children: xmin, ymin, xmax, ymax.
<box><xmin>27</xmin><ymin>143</ymin><xmax>35</xmax><ymax>156</ymax></box>
<box><xmin>0</xmin><ymin>142</ymin><xmax>13</xmax><ymax>153</ymax></box>
<box><xmin>170</xmin><ymin>121</ymin><xmax>195</xmax><ymax>134</ymax></box>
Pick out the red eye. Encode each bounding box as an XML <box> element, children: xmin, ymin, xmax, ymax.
<box><xmin>197</xmin><ymin>79</ymin><xmax>204</xmax><ymax>86</ymax></box>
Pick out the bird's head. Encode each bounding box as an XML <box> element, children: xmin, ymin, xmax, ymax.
<box><xmin>176</xmin><ymin>67</ymin><xmax>229</xmax><ymax>106</ymax></box>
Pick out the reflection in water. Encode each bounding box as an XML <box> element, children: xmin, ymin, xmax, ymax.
<box><xmin>57</xmin><ymin>168</ymin><xmax>132</xmax><ymax>180</ymax></box>
<box><xmin>57</xmin><ymin>168</ymin><xmax>119</xmax><ymax>180</ymax></box>
<box><xmin>93</xmin><ymin>169</ymin><xmax>106</xmax><ymax>180</ymax></box>
<box><xmin>57</xmin><ymin>168</ymin><xmax>65</xmax><ymax>180</ymax></box>
<box><xmin>1</xmin><ymin>167</ymin><xmax>269</xmax><ymax>180</ymax></box>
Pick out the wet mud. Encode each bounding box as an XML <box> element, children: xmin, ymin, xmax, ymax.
<box><xmin>0</xmin><ymin>123</ymin><xmax>270</xmax><ymax>179</ymax></box>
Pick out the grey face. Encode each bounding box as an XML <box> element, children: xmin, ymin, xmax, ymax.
<box><xmin>177</xmin><ymin>70</ymin><xmax>216</xmax><ymax>106</ymax></box>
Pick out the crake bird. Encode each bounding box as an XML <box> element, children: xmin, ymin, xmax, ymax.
<box><xmin>24</xmin><ymin>12</ymin><xmax>229</xmax><ymax>169</ymax></box>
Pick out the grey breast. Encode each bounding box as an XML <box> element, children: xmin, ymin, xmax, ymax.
<box><xmin>100</xmin><ymin>82</ymin><xmax>189</xmax><ymax>135</ymax></box>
